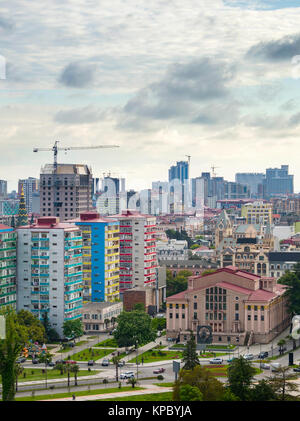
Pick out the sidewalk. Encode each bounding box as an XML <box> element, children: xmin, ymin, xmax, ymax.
<box><xmin>41</xmin><ymin>384</ymin><xmax>172</xmax><ymax>401</ymax></box>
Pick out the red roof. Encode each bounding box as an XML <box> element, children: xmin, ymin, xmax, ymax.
<box><xmin>199</xmin><ymin>266</ymin><xmax>260</xmax><ymax>281</ymax></box>
<box><xmin>167</xmin><ymin>291</ymin><xmax>187</xmax><ymax>301</ymax></box>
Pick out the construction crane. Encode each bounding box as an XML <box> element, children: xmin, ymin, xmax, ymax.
<box><xmin>211</xmin><ymin>165</ymin><xmax>220</xmax><ymax>178</ymax></box>
<box><xmin>33</xmin><ymin>141</ymin><xmax>119</xmax><ymax>172</ymax></box>
<box><xmin>185</xmin><ymin>155</ymin><xmax>191</xmax><ymax>165</ymax></box>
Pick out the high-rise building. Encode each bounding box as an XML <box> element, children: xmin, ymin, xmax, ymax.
<box><xmin>40</xmin><ymin>164</ymin><xmax>93</xmax><ymax>222</ymax></box>
<box><xmin>264</xmin><ymin>165</ymin><xmax>294</xmax><ymax>198</ymax></box>
<box><xmin>72</xmin><ymin>211</ymin><xmax>120</xmax><ymax>302</ymax></box>
<box><xmin>18</xmin><ymin>177</ymin><xmax>39</xmax><ymax>214</ymax></box>
<box><xmin>241</xmin><ymin>201</ymin><xmax>273</xmax><ymax>225</ymax></box>
<box><xmin>0</xmin><ymin>180</ymin><xmax>7</xmax><ymax>198</ymax></box>
<box><xmin>107</xmin><ymin>210</ymin><xmax>157</xmax><ymax>291</ymax></box>
<box><xmin>168</xmin><ymin>161</ymin><xmax>189</xmax><ymax>184</ymax></box>
<box><xmin>96</xmin><ymin>176</ymin><xmax>125</xmax><ymax>216</ymax></box>
<box><xmin>16</xmin><ymin>216</ymin><xmax>83</xmax><ymax>338</ymax></box>
<box><xmin>235</xmin><ymin>173</ymin><xmax>265</xmax><ymax>198</ymax></box>
<box><xmin>0</xmin><ymin>224</ymin><xmax>17</xmax><ymax>310</ymax></box>
<box><xmin>17</xmin><ymin>186</ymin><xmax>28</xmax><ymax>227</ymax></box>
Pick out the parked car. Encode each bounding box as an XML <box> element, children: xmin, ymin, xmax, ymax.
<box><xmin>153</xmin><ymin>367</ymin><xmax>165</xmax><ymax>374</ymax></box>
<box><xmin>16</xmin><ymin>357</ymin><xmax>26</xmax><ymax>363</ymax></box>
<box><xmin>118</xmin><ymin>360</ymin><xmax>125</xmax><ymax>367</ymax></box>
<box><xmin>261</xmin><ymin>363</ymin><xmax>270</xmax><ymax>370</ymax></box>
<box><xmin>258</xmin><ymin>351</ymin><xmax>269</xmax><ymax>359</ymax></box>
<box><xmin>32</xmin><ymin>358</ymin><xmax>39</xmax><ymax>364</ymax></box>
<box><xmin>209</xmin><ymin>357</ymin><xmax>223</xmax><ymax>364</ymax></box>
<box><xmin>271</xmin><ymin>363</ymin><xmax>281</xmax><ymax>372</ymax></box>
<box><xmin>55</xmin><ymin>359</ymin><xmax>66</xmax><ymax>365</ymax></box>
<box><xmin>65</xmin><ymin>360</ymin><xmax>76</xmax><ymax>364</ymax></box>
<box><xmin>120</xmin><ymin>371</ymin><xmax>135</xmax><ymax>379</ymax></box>
<box><xmin>47</xmin><ymin>361</ymin><xmax>55</xmax><ymax>367</ymax></box>
<box><xmin>293</xmin><ymin>367</ymin><xmax>300</xmax><ymax>373</ymax></box>
<box><xmin>167</xmin><ymin>338</ymin><xmax>175</xmax><ymax>342</ymax></box>
<box><xmin>102</xmin><ymin>359</ymin><xmax>110</xmax><ymax>366</ymax></box>
<box><xmin>88</xmin><ymin>360</ymin><xmax>94</xmax><ymax>366</ymax></box>
<box><xmin>243</xmin><ymin>354</ymin><xmax>254</xmax><ymax>360</ymax></box>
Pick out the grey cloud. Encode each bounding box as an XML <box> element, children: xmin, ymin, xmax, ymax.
<box><xmin>59</xmin><ymin>62</ymin><xmax>98</xmax><ymax>88</ymax></box>
<box><xmin>0</xmin><ymin>17</ymin><xmax>14</xmax><ymax>32</ymax></box>
<box><xmin>55</xmin><ymin>105</ymin><xmax>104</xmax><ymax>124</ymax></box>
<box><xmin>246</xmin><ymin>33</ymin><xmax>300</xmax><ymax>62</ymax></box>
<box><xmin>192</xmin><ymin>101</ymin><xmax>241</xmax><ymax>126</ymax></box>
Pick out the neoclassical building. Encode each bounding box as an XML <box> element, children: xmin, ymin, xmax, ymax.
<box><xmin>166</xmin><ymin>267</ymin><xmax>289</xmax><ymax>345</ymax></box>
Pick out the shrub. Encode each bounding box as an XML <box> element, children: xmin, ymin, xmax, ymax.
<box><xmin>157</xmin><ymin>375</ymin><xmax>164</xmax><ymax>380</ymax></box>
<box><xmin>103</xmin><ymin>378</ymin><xmax>108</xmax><ymax>384</ymax></box>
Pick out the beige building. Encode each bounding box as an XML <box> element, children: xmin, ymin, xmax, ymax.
<box><xmin>241</xmin><ymin>201</ymin><xmax>272</xmax><ymax>225</ymax></box>
<box><xmin>82</xmin><ymin>301</ymin><xmax>123</xmax><ymax>333</ymax></box>
<box><xmin>166</xmin><ymin>266</ymin><xmax>289</xmax><ymax>345</ymax></box>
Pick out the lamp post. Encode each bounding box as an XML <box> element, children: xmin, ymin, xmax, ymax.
<box><xmin>135</xmin><ymin>340</ymin><xmax>139</xmax><ymax>381</ymax></box>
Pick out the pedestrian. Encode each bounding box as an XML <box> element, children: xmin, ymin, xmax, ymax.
<box><xmin>72</xmin><ymin>394</ymin><xmax>76</xmax><ymax>401</ymax></box>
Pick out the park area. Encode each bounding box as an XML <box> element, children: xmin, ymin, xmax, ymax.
<box><xmin>0</xmin><ymin>367</ymin><xmax>100</xmax><ymax>383</ymax></box>
<box><xmin>71</xmin><ymin>348</ymin><xmax>112</xmax><ymax>361</ymax></box>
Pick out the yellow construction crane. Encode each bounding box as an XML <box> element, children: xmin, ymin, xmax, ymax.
<box><xmin>33</xmin><ymin>141</ymin><xmax>119</xmax><ymax>171</ymax></box>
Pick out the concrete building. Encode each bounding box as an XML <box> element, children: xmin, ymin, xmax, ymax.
<box><xmin>264</xmin><ymin>165</ymin><xmax>294</xmax><ymax>198</ymax></box>
<box><xmin>71</xmin><ymin>211</ymin><xmax>120</xmax><ymax>303</ymax></box>
<box><xmin>268</xmin><ymin>251</ymin><xmax>300</xmax><ymax>278</ymax></box>
<box><xmin>16</xmin><ymin>217</ymin><xmax>83</xmax><ymax>338</ymax></box>
<box><xmin>166</xmin><ymin>266</ymin><xmax>289</xmax><ymax>345</ymax></box>
<box><xmin>161</xmin><ymin>259</ymin><xmax>218</xmax><ymax>277</ymax></box>
<box><xmin>0</xmin><ymin>180</ymin><xmax>7</xmax><ymax>198</ymax></box>
<box><xmin>0</xmin><ymin>224</ymin><xmax>17</xmax><ymax>310</ymax></box>
<box><xmin>241</xmin><ymin>201</ymin><xmax>273</xmax><ymax>225</ymax></box>
<box><xmin>40</xmin><ymin>163</ymin><xmax>93</xmax><ymax>222</ymax></box>
<box><xmin>168</xmin><ymin>161</ymin><xmax>189</xmax><ymax>184</ymax></box>
<box><xmin>82</xmin><ymin>301</ymin><xmax>123</xmax><ymax>333</ymax></box>
<box><xmin>235</xmin><ymin>173</ymin><xmax>265</xmax><ymax>198</ymax></box>
<box><xmin>156</xmin><ymin>239</ymin><xmax>188</xmax><ymax>261</ymax></box>
<box><xmin>107</xmin><ymin>210</ymin><xmax>157</xmax><ymax>291</ymax></box>
<box><xmin>18</xmin><ymin>177</ymin><xmax>39</xmax><ymax>214</ymax></box>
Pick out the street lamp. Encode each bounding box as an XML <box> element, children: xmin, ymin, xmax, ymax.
<box><xmin>135</xmin><ymin>340</ymin><xmax>139</xmax><ymax>382</ymax></box>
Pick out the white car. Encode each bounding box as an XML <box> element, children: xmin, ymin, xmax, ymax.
<box><xmin>209</xmin><ymin>357</ymin><xmax>223</xmax><ymax>364</ymax></box>
<box><xmin>243</xmin><ymin>354</ymin><xmax>254</xmax><ymax>360</ymax></box>
<box><xmin>120</xmin><ymin>371</ymin><xmax>135</xmax><ymax>379</ymax></box>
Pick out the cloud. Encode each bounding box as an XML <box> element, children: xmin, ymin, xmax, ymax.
<box><xmin>58</xmin><ymin>62</ymin><xmax>98</xmax><ymax>88</ymax></box>
<box><xmin>0</xmin><ymin>17</ymin><xmax>14</xmax><ymax>32</ymax></box>
<box><xmin>246</xmin><ymin>33</ymin><xmax>300</xmax><ymax>61</ymax></box>
<box><xmin>54</xmin><ymin>105</ymin><xmax>104</xmax><ymax>124</ymax></box>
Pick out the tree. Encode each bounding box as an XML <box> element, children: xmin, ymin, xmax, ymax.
<box><xmin>112</xmin><ymin>355</ymin><xmax>121</xmax><ymax>382</ymax></box>
<box><xmin>227</xmin><ymin>357</ymin><xmax>256</xmax><ymax>400</ymax></box>
<box><xmin>113</xmin><ymin>311</ymin><xmax>156</xmax><ymax>348</ymax></box>
<box><xmin>42</xmin><ymin>313</ymin><xmax>59</xmax><ymax>343</ymax></box>
<box><xmin>190</xmin><ymin>244</ymin><xmax>200</xmax><ymax>250</ymax></box>
<box><xmin>173</xmin><ymin>365</ymin><xmax>226</xmax><ymax>401</ymax></box>
<box><xmin>279</xmin><ymin>264</ymin><xmax>300</xmax><ymax>316</ymax></box>
<box><xmin>15</xmin><ymin>363</ymin><xmax>24</xmax><ymax>392</ymax></box>
<box><xmin>133</xmin><ymin>303</ymin><xmax>145</xmax><ymax>312</ymax></box>
<box><xmin>179</xmin><ymin>384</ymin><xmax>203</xmax><ymax>401</ymax></box>
<box><xmin>127</xmin><ymin>377</ymin><xmax>137</xmax><ymax>388</ymax></box>
<box><xmin>111</xmin><ymin>317</ymin><xmax>117</xmax><ymax>328</ymax></box>
<box><xmin>0</xmin><ymin>308</ymin><xmax>28</xmax><ymax>401</ymax></box>
<box><xmin>267</xmin><ymin>366</ymin><xmax>299</xmax><ymax>401</ymax></box>
<box><xmin>56</xmin><ymin>362</ymin><xmax>65</xmax><ymax>375</ymax></box>
<box><xmin>104</xmin><ymin>318</ymin><xmax>110</xmax><ymax>330</ymax></box>
<box><xmin>151</xmin><ymin>317</ymin><xmax>166</xmax><ymax>332</ymax></box>
<box><xmin>17</xmin><ymin>309</ymin><xmax>46</xmax><ymax>343</ymax></box>
<box><xmin>182</xmin><ymin>333</ymin><xmax>200</xmax><ymax>370</ymax></box>
<box><xmin>250</xmin><ymin>379</ymin><xmax>277</xmax><ymax>401</ymax></box>
<box><xmin>277</xmin><ymin>339</ymin><xmax>286</xmax><ymax>355</ymax></box>
<box><xmin>70</xmin><ymin>364</ymin><xmax>80</xmax><ymax>386</ymax></box>
<box><xmin>166</xmin><ymin>270</ymin><xmax>192</xmax><ymax>298</ymax></box>
<box><xmin>63</xmin><ymin>319</ymin><xmax>83</xmax><ymax>341</ymax></box>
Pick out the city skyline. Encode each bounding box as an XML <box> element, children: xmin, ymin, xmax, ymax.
<box><xmin>1</xmin><ymin>1</ymin><xmax>300</xmax><ymax>191</ymax></box>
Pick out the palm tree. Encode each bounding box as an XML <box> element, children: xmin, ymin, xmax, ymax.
<box><xmin>71</xmin><ymin>364</ymin><xmax>80</xmax><ymax>386</ymax></box>
<box><xmin>112</xmin><ymin>355</ymin><xmax>121</xmax><ymax>382</ymax></box>
<box><xmin>278</xmin><ymin>339</ymin><xmax>286</xmax><ymax>355</ymax></box>
<box><xmin>127</xmin><ymin>377</ymin><xmax>137</xmax><ymax>388</ymax></box>
<box><xmin>15</xmin><ymin>363</ymin><xmax>24</xmax><ymax>392</ymax></box>
<box><xmin>56</xmin><ymin>362</ymin><xmax>65</xmax><ymax>375</ymax></box>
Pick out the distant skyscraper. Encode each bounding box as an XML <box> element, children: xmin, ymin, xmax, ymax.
<box><xmin>168</xmin><ymin>161</ymin><xmax>189</xmax><ymax>184</ymax></box>
<box><xmin>40</xmin><ymin>163</ymin><xmax>93</xmax><ymax>222</ymax></box>
<box><xmin>235</xmin><ymin>173</ymin><xmax>265</xmax><ymax>198</ymax></box>
<box><xmin>18</xmin><ymin>177</ymin><xmax>39</xmax><ymax>214</ymax></box>
<box><xmin>17</xmin><ymin>187</ymin><xmax>28</xmax><ymax>227</ymax></box>
<box><xmin>264</xmin><ymin>165</ymin><xmax>293</xmax><ymax>198</ymax></box>
<box><xmin>0</xmin><ymin>180</ymin><xmax>7</xmax><ymax>198</ymax></box>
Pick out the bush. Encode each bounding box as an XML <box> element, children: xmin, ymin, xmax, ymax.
<box><xmin>157</xmin><ymin>375</ymin><xmax>164</xmax><ymax>380</ymax></box>
<box><xmin>103</xmin><ymin>378</ymin><xmax>108</xmax><ymax>384</ymax></box>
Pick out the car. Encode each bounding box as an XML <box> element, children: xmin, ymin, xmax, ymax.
<box><xmin>258</xmin><ymin>351</ymin><xmax>269</xmax><ymax>359</ymax></box>
<box><xmin>65</xmin><ymin>360</ymin><xmax>76</xmax><ymax>364</ymax></box>
<box><xmin>32</xmin><ymin>358</ymin><xmax>39</xmax><ymax>364</ymax></box>
<box><xmin>209</xmin><ymin>357</ymin><xmax>223</xmax><ymax>364</ymax></box>
<box><xmin>88</xmin><ymin>360</ymin><xmax>94</xmax><ymax>366</ymax></box>
<box><xmin>47</xmin><ymin>361</ymin><xmax>55</xmax><ymax>367</ymax></box>
<box><xmin>55</xmin><ymin>359</ymin><xmax>67</xmax><ymax>365</ymax></box>
<box><xmin>16</xmin><ymin>357</ymin><xmax>26</xmax><ymax>363</ymax></box>
<box><xmin>120</xmin><ymin>371</ymin><xmax>135</xmax><ymax>379</ymax></box>
<box><xmin>227</xmin><ymin>357</ymin><xmax>237</xmax><ymax>363</ymax></box>
<box><xmin>293</xmin><ymin>367</ymin><xmax>300</xmax><ymax>373</ymax></box>
<box><xmin>118</xmin><ymin>360</ymin><xmax>125</xmax><ymax>367</ymax></box>
<box><xmin>271</xmin><ymin>363</ymin><xmax>281</xmax><ymax>372</ymax></box>
<box><xmin>153</xmin><ymin>367</ymin><xmax>165</xmax><ymax>374</ymax></box>
<box><xmin>261</xmin><ymin>363</ymin><xmax>270</xmax><ymax>370</ymax></box>
<box><xmin>243</xmin><ymin>354</ymin><xmax>254</xmax><ymax>360</ymax></box>
<box><xmin>167</xmin><ymin>337</ymin><xmax>175</xmax><ymax>342</ymax></box>
<box><xmin>102</xmin><ymin>359</ymin><xmax>110</xmax><ymax>366</ymax></box>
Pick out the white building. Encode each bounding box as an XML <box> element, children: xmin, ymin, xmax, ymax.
<box><xmin>107</xmin><ymin>210</ymin><xmax>157</xmax><ymax>291</ymax></box>
<box><xmin>156</xmin><ymin>239</ymin><xmax>188</xmax><ymax>261</ymax></box>
<box><xmin>17</xmin><ymin>217</ymin><xmax>83</xmax><ymax>338</ymax></box>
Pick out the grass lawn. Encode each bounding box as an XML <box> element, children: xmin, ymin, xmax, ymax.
<box><xmin>96</xmin><ymin>338</ymin><xmax>118</xmax><ymax>348</ymax></box>
<box><xmin>14</xmin><ymin>386</ymin><xmax>144</xmax><ymax>401</ymax></box>
<box><xmin>154</xmin><ymin>382</ymin><xmax>174</xmax><ymax>387</ymax></box>
<box><xmin>101</xmin><ymin>392</ymin><xmax>173</xmax><ymax>401</ymax></box>
<box><xmin>74</xmin><ymin>340</ymin><xmax>89</xmax><ymax>347</ymax></box>
<box><xmin>0</xmin><ymin>368</ymin><xmax>100</xmax><ymax>383</ymax></box>
<box><xmin>87</xmin><ymin>336</ymin><xmax>97</xmax><ymax>339</ymax></box>
<box><xmin>72</xmin><ymin>348</ymin><xmax>112</xmax><ymax>361</ymax></box>
<box><xmin>128</xmin><ymin>349</ymin><xmax>184</xmax><ymax>363</ymax></box>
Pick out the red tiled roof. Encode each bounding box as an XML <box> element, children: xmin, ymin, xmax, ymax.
<box><xmin>166</xmin><ymin>291</ymin><xmax>187</xmax><ymax>300</ymax></box>
<box><xmin>199</xmin><ymin>266</ymin><xmax>260</xmax><ymax>281</ymax></box>
<box><xmin>247</xmin><ymin>289</ymin><xmax>276</xmax><ymax>302</ymax></box>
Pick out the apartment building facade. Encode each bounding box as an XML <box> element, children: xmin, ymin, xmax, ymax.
<box><xmin>241</xmin><ymin>201</ymin><xmax>273</xmax><ymax>225</ymax></box>
<box><xmin>72</xmin><ymin>211</ymin><xmax>120</xmax><ymax>303</ymax></box>
<box><xmin>0</xmin><ymin>224</ymin><xmax>17</xmax><ymax>310</ymax></box>
<box><xmin>16</xmin><ymin>217</ymin><xmax>83</xmax><ymax>338</ymax></box>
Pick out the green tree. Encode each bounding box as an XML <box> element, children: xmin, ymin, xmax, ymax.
<box><xmin>227</xmin><ymin>357</ymin><xmax>256</xmax><ymax>400</ymax></box>
<box><xmin>182</xmin><ymin>333</ymin><xmax>200</xmax><ymax>370</ymax></box>
<box><xmin>250</xmin><ymin>379</ymin><xmax>277</xmax><ymax>401</ymax></box>
<box><xmin>279</xmin><ymin>264</ymin><xmax>300</xmax><ymax>316</ymax></box>
<box><xmin>166</xmin><ymin>270</ymin><xmax>192</xmax><ymax>297</ymax></box>
<box><xmin>17</xmin><ymin>309</ymin><xmax>46</xmax><ymax>343</ymax></box>
<box><xmin>15</xmin><ymin>362</ymin><xmax>24</xmax><ymax>393</ymax></box>
<box><xmin>127</xmin><ymin>377</ymin><xmax>137</xmax><ymax>388</ymax></box>
<box><xmin>179</xmin><ymin>384</ymin><xmax>203</xmax><ymax>401</ymax></box>
<box><xmin>0</xmin><ymin>308</ymin><xmax>28</xmax><ymax>401</ymax></box>
<box><xmin>151</xmin><ymin>317</ymin><xmax>166</xmax><ymax>332</ymax></box>
<box><xmin>133</xmin><ymin>303</ymin><xmax>145</xmax><ymax>312</ymax></box>
<box><xmin>63</xmin><ymin>319</ymin><xmax>83</xmax><ymax>341</ymax></box>
<box><xmin>173</xmin><ymin>365</ymin><xmax>225</xmax><ymax>401</ymax></box>
<box><xmin>113</xmin><ymin>311</ymin><xmax>156</xmax><ymax>348</ymax></box>
<box><xmin>70</xmin><ymin>364</ymin><xmax>80</xmax><ymax>386</ymax></box>
<box><xmin>277</xmin><ymin>339</ymin><xmax>286</xmax><ymax>355</ymax></box>
<box><xmin>56</xmin><ymin>362</ymin><xmax>66</xmax><ymax>375</ymax></box>
<box><xmin>104</xmin><ymin>318</ymin><xmax>110</xmax><ymax>330</ymax></box>
<box><xmin>42</xmin><ymin>313</ymin><xmax>59</xmax><ymax>343</ymax></box>
<box><xmin>190</xmin><ymin>244</ymin><xmax>200</xmax><ymax>250</ymax></box>
<box><xmin>267</xmin><ymin>366</ymin><xmax>299</xmax><ymax>401</ymax></box>
<box><xmin>112</xmin><ymin>355</ymin><xmax>121</xmax><ymax>382</ymax></box>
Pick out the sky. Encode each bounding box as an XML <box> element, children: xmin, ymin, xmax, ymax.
<box><xmin>1</xmin><ymin>0</ymin><xmax>300</xmax><ymax>192</ymax></box>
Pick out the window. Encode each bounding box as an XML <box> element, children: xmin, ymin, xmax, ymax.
<box><xmin>169</xmin><ymin>304</ymin><xmax>173</xmax><ymax>309</ymax></box>
<box><xmin>248</xmin><ymin>315</ymin><xmax>251</xmax><ymax>321</ymax></box>
<box><xmin>254</xmin><ymin>315</ymin><xmax>258</xmax><ymax>321</ymax></box>
<box><xmin>194</xmin><ymin>302</ymin><xmax>197</xmax><ymax>310</ymax></box>
<box><xmin>254</xmin><ymin>306</ymin><xmax>257</xmax><ymax>311</ymax></box>
<box><xmin>169</xmin><ymin>313</ymin><xmax>173</xmax><ymax>319</ymax></box>
<box><xmin>261</xmin><ymin>315</ymin><xmax>264</xmax><ymax>321</ymax></box>
<box><xmin>247</xmin><ymin>305</ymin><xmax>251</xmax><ymax>311</ymax></box>
<box><xmin>235</xmin><ymin>313</ymin><xmax>239</xmax><ymax>321</ymax></box>
<box><xmin>193</xmin><ymin>312</ymin><xmax>197</xmax><ymax>320</ymax></box>
<box><xmin>182</xmin><ymin>313</ymin><xmax>185</xmax><ymax>319</ymax></box>
<box><xmin>176</xmin><ymin>313</ymin><xmax>179</xmax><ymax>319</ymax></box>
<box><xmin>182</xmin><ymin>304</ymin><xmax>185</xmax><ymax>309</ymax></box>
<box><xmin>176</xmin><ymin>303</ymin><xmax>179</xmax><ymax>309</ymax></box>
<box><xmin>235</xmin><ymin>303</ymin><xmax>239</xmax><ymax>311</ymax></box>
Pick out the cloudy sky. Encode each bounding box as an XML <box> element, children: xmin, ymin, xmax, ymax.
<box><xmin>1</xmin><ymin>0</ymin><xmax>300</xmax><ymax>191</ymax></box>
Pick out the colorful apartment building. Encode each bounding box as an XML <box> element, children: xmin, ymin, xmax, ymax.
<box><xmin>0</xmin><ymin>224</ymin><xmax>17</xmax><ymax>310</ymax></box>
<box><xmin>72</xmin><ymin>211</ymin><xmax>120</xmax><ymax>303</ymax></box>
<box><xmin>241</xmin><ymin>201</ymin><xmax>272</xmax><ymax>225</ymax></box>
<box><xmin>107</xmin><ymin>210</ymin><xmax>157</xmax><ymax>291</ymax></box>
<box><xmin>166</xmin><ymin>266</ymin><xmax>289</xmax><ymax>345</ymax></box>
<box><xmin>16</xmin><ymin>217</ymin><xmax>83</xmax><ymax>338</ymax></box>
